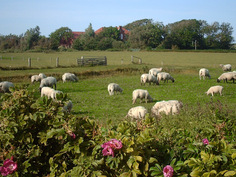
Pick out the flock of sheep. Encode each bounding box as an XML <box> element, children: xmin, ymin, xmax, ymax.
<box><xmin>108</xmin><ymin>64</ymin><xmax>235</xmax><ymax>121</ymax></box>
<box><xmin>0</xmin><ymin>63</ymin><xmax>235</xmax><ymax>122</ymax></box>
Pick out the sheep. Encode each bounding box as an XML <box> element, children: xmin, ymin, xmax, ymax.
<box><xmin>140</xmin><ymin>74</ymin><xmax>159</xmax><ymax>86</ymax></box>
<box><xmin>157</xmin><ymin>72</ymin><xmax>175</xmax><ymax>83</ymax></box>
<box><xmin>151</xmin><ymin>100</ymin><xmax>183</xmax><ymax>117</ymax></box>
<box><xmin>108</xmin><ymin>83</ymin><xmax>123</xmax><ymax>95</ymax></box>
<box><xmin>31</xmin><ymin>73</ymin><xmax>46</xmax><ymax>83</ymax></box>
<box><xmin>40</xmin><ymin>87</ymin><xmax>62</xmax><ymax>100</ymax></box>
<box><xmin>0</xmin><ymin>81</ymin><xmax>14</xmax><ymax>93</ymax></box>
<box><xmin>39</xmin><ymin>77</ymin><xmax>57</xmax><ymax>91</ymax></box>
<box><xmin>62</xmin><ymin>73</ymin><xmax>78</xmax><ymax>83</ymax></box>
<box><xmin>149</xmin><ymin>68</ymin><xmax>163</xmax><ymax>77</ymax></box>
<box><xmin>206</xmin><ymin>85</ymin><xmax>223</xmax><ymax>96</ymax></box>
<box><xmin>217</xmin><ymin>72</ymin><xmax>236</xmax><ymax>83</ymax></box>
<box><xmin>132</xmin><ymin>89</ymin><xmax>153</xmax><ymax>104</ymax></box>
<box><xmin>63</xmin><ymin>100</ymin><xmax>73</xmax><ymax>113</ymax></box>
<box><xmin>199</xmin><ymin>68</ymin><xmax>211</xmax><ymax>80</ymax></box>
<box><xmin>220</xmin><ymin>64</ymin><xmax>232</xmax><ymax>71</ymax></box>
<box><xmin>50</xmin><ymin>90</ymin><xmax>63</xmax><ymax>100</ymax></box>
<box><xmin>126</xmin><ymin>106</ymin><xmax>148</xmax><ymax>121</ymax></box>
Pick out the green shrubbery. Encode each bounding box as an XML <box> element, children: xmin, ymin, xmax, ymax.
<box><xmin>0</xmin><ymin>88</ymin><xmax>235</xmax><ymax>176</ymax></box>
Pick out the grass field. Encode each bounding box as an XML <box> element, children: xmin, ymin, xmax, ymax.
<box><xmin>0</xmin><ymin>51</ymin><xmax>235</xmax><ymax>124</ymax></box>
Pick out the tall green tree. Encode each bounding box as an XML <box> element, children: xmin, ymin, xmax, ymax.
<box><xmin>128</xmin><ymin>22</ymin><xmax>165</xmax><ymax>49</ymax></box>
<box><xmin>163</xmin><ymin>19</ymin><xmax>204</xmax><ymax>49</ymax></box>
<box><xmin>22</xmin><ymin>26</ymin><xmax>40</xmax><ymax>50</ymax></box>
<box><xmin>49</xmin><ymin>27</ymin><xmax>73</xmax><ymax>50</ymax></box>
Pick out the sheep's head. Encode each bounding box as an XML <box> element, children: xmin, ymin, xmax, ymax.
<box><xmin>217</xmin><ymin>79</ymin><xmax>220</xmax><ymax>83</ymax></box>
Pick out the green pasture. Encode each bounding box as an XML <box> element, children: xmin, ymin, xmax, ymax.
<box><xmin>0</xmin><ymin>51</ymin><xmax>235</xmax><ymax>124</ymax></box>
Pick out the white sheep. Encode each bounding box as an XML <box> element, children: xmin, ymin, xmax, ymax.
<box><xmin>151</xmin><ymin>100</ymin><xmax>183</xmax><ymax>117</ymax></box>
<box><xmin>41</xmin><ymin>87</ymin><xmax>62</xmax><ymax>100</ymax></box>
<box><xmin>199</xmin><ymin>68</ymin><xmax>211</xmax><ymax>80</ymax></box>
<box><xmin>149</xmin><ymin>68</ymin><xmax>163</xmax><ymax>77</ymax></box>
<box><xmin>51</xmin><ymin>90</ymin><xmax>63</xmax><ymax>100</ymax></box>
<box><xmin>220</xmin><ymin>64</ymin><xmax>232</xmax><ymax>71</ymax></box>
<box><xmin>63</xmin><ymin>100</ymin><xmax>73</xmax><ymax>113</ymax></box>
<box><xmin>108</xmin><ymin>83</ymin><xmax>123</xmax><ymax>95</ymax></box>
<box><xmin>132</xmin><ymin>89</ymin><xmax>153</xmax><ymax>104</ymax></box>
<box><xmin>39</xmin><ymin>77</ymin><xmax>57</xmax><ymax>91</ymax></box>
<box><xmin>217</xmin><ymin>72</ymin><xmax>236</xmax><ymax>83</ymax></box>
<box><xmin>206</xmin><ymin>85</ymin><xmax>223</xmax><ymax>96</ymax></box>
<box><xmin>157</xmin><ymin>72</ymin><xmax>175</xmax><ymax>83</ymax></box>
<box><xmin>140</xmin><ymin>74</ymin><xmax>159</xmax><ymax>85</ymax></box>
<box><xmin>126</xmin><ymin>106</ymin><xmax>148</xmax><ymax>121</ymax></box>
<box><xmin>0</xmin><ymin>81</ymin><xmax>14</xmax><ymax>93</ymax></box>
<box><xmin>62</xmin><ymin>73</ymin><xmax>78</xmax><ymax>83</ymax></box>
<box><xmin>31</xmin><ymin>73</ymin><xmax>46</xmax><ymax>83</ymax></box>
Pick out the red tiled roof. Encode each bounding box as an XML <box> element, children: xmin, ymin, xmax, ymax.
<box><xmin>72</xmin><ymin>32</ymin><xmax>85</xmax><ymax>38</ymax></box>
<box><xmin>95</xmin><ymin>27</ymin><xmax>104</xmax><ymax>34</ymax></box>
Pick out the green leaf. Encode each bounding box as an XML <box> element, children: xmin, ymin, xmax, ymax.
<box><xmin>149</xmin><ymin>157</ymin><xmax>158</xmax><ymax>163</ymax></box>
<box><xmin>126</xmin><ymin>147</ymin><xmax>134</xmax><ymax>153</ymax></box>
<box><xmin>134</xmin><ymin>156</ymin><xmax>143</xmax><ymax>162</ymax></box>
<box><xmin>224</xmin><ymin>171</ymin><xmax>236</xmax><ymax>176</ymax></box>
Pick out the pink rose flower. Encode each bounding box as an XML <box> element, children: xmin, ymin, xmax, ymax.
<box><xmin>109</xmin><ymin>139</ymin><xmax>123</xmax><ymax>150</ymax></box>
<box><xmin>0</xmin><ymin>158</ymin><xmax>17</xmax><ymax>176</ymax></box>
<box><xmin>202</xmin><ymin>138</ymin><xmax>209</xmax><ymax>145</ymax></box>
<box><xmin>101</xmin><ymin>139</ymin><xmax>122</xmax><ymax>157</ymax></box>
<box><xmin>70</xmin><ymin>132</ymin><xmax>76</xmax><ymax>139</ymax></box>
<box><xmin>163</xmin><ymin>165</ymin><xmax>174</xmax><ymax>177</ymax></box>
<box><xmin>102</xmin><ymin>146</ymin><xmax>114</xmax><ymax>157</ymax></box>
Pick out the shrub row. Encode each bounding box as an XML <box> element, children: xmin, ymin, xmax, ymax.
<box><xmin>0</xmin><ymin>88</ymin><xmax>235</xmax><ymax>176</ymax></box>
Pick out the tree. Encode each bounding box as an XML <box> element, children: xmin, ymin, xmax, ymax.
<box><xmin>49</xmin><ymin>27</ymin><xmax>73</xmax><ymax>50</ymax></box>
<box><xmin>163</xmin><ymin>19</ymin><xmax>205</xmax><ymax>49</ymax></box>
<box><xmin>128</xmin><ymin>22</ymin><xmax>165</xmax><ymax>49</ymax></box>
<box><xmin>124</xmin><ymin>19</ymin><xmax>153</xmax><ymax>31</ymax></box>
<box><xmin>22</xmin><ymin>26</ymin><xmax>40</xmax><ymax>50</ymax></box>
<box><xmin>96</xmin><ymin>27</ymin><xmax>120</xmax><ymax>41</ymax></box>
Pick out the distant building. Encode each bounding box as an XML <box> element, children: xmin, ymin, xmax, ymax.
<box><xmin>60</xmin><ymin>26</ymin><xmax>129</xmax><ymax>47</ymax></box>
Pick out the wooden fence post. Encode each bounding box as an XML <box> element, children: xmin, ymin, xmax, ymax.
<box><xmin>28</xmin><ymin>58</ymin><xmax>31</xmax><ymax>68</ymax></box>
<box><xmin>131</xmin><ymin>56</ymin><xmax>134</xmax><ymax>63</ymax></box>
<box><xmin>138</xmin><ymin>58</ymin><xmax>142</xmax><ymax>64</ymax></box>
<box><xmin>104</xmin><ymin>56</ymin><xmax>107</xmax><ymax>65</ymax></box>
<box><xmin>56</xmin><ymin>57</ymin><xmax>59</xmax><ymax>67</ymax></box>
<box><xmin>121</xmin><ymin>59</ymin><xmax>123</xmax><ymax>65</ymax></box>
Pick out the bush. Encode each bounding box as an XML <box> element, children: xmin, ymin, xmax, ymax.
<box><xmin>0</xmin><ymin>88</ymin><xmax>235</xmax><ymax>176</ymax></box>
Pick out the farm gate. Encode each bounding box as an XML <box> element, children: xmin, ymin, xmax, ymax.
<box><xmin>77</xmin><ymin>56</ymin><xmax>107</xmax><ymax>66</ymax></box>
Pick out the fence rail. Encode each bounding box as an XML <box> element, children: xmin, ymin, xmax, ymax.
<box><xmin>77</xmin><ymin>56</ymin><xmax>107</xmax><ymax>66</ymax></box>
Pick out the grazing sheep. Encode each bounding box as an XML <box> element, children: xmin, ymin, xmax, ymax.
<box><xmin>41</xmin><ymin>87</ymin><xmax>62</xmax><ymax>99</ymax></box>
<box><xmin>126</xmin><ymin>106</ymin><xmax>148</xmax><ymax>121</ymax></box>
<box><xmin>157</xmin><ymin>72</ymin><xmax>175</xmax><ymax>83</ymax></box>
<box><xmin>39</xmin><ymin>77</ymin><xmax>57</xmax><ymax>91</ymax></box>
<box><xmin>149</xmin><ymin>68</ymin><xmax>163</xmax><ymax>77</ymax></box>
<box><xmin>140</xmin><ymin>74</ymin><xmax>159</xmax><ymax>85</ymax></box>
<box><xmin>199</xmin><ymin>68</ymin><xmax>211</xmax><ymax>80</ymax></box>
<box><xmin>108</xmin><ymin>83</ymin><xmax>123</xmax><ymax>95</ymax></box>
<box><xmin>63</xmin><ymin>100</ymin><xmax>73</xmax><ymax>113</ymax></box>
<box><xmin>151</xmin><ymin>100</ymin><xmax>183</xmax><ymax>117</ymax></box>
<box><xmin>206</xmin><ymin>85</ymin><xmax>223</xmax><ymax>96</ymax></box>
<box><xmin>217</xmin><ymin>72</ymin><xmax>236</xmax><ymax>83</ymax></box>
<box><xmin>31</xmin><ymin>73</ymin><xmax>46</xmax><ymax>83</ymax></box>
<box><xmin>132</xmin><ymin>89</ymin><xmax>153</xmax><ymax>104</ymax></box>
<box><xmin>51</xmin><ymin>90</ymin><xmax>63</xmax><ymax>100</ymax></box>
<box><xmin>220</xmin><ymin>64</ymin><xmax>232</xmax><ymax>71</ymax></box>
<box><xmin>0</xmin><ymin>81</ymin><xmax>14</xmax><ymax>93</ymax></box>
<box><xmin>62</xmin><ymin>73</ymin><xmax>78</xmax><ymax>83</ymax></box>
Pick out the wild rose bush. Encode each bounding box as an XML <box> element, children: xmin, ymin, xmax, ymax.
<box><xmin>0</xmin><ymin>88</ymin><xmax>236</xmax><ymax>176</ymax></box>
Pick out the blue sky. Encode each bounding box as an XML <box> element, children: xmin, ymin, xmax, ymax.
<box><xmin>0</xmin><ymin>0</ymin><xmax>236</xmax><ymax>41</ymax></box>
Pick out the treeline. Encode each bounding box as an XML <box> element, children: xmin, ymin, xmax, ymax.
<box><xmin>0</xmin><ymin>19</ymin><xmax>234</xmax><ymax>52</ymax></box>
